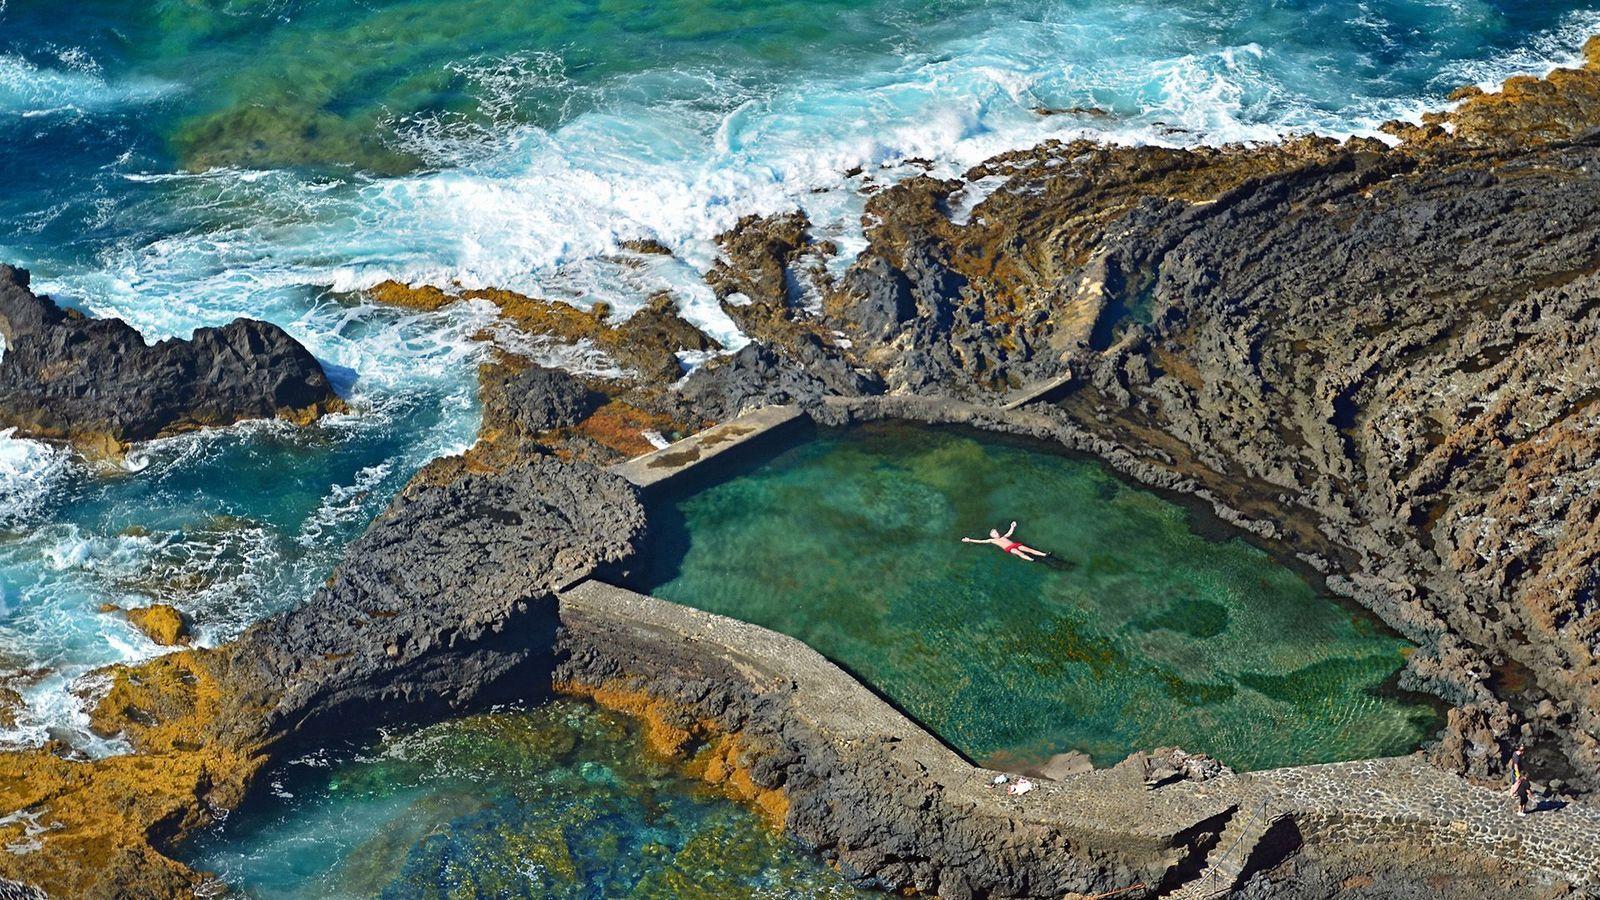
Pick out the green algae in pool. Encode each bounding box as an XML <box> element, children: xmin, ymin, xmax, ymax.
<box><xmin>182</xmin><ymin>702</ymin><xmax>865</xmax><ymax>899</ymax></box>
<box><xmin>633</xmin><ymin>422</ymin><xmax>1442</xmax><ymax>773</ymax></box>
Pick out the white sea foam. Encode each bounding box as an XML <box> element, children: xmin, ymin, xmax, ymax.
<box><xmin>1439</xmin><ymin>9</ymin><xmax>1600</xmax><ymax>95</ymax></box>
<box><xmin>62</xmin><ymin>7</ymin><xmax>1589</xmax><ymax>362</ymax></box>
<box><xmin>0</xmin><ymin>51</ymin><xmax>169</xmax><ymax>117</ymax></box>
<box><xmin>0</xmin><ymin>430</ymin><xmax>72</xmax><ymax>527</ymax></box>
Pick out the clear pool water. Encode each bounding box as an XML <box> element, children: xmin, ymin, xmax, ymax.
<box><xmin>635</xmin><ymin>422</ymin><xmax>1442</xmax><ymax>773</ymax></box>
<box><xmin>181</xmin><ymin>701</ymin><xmax>866</xmax><ymax>899</ymax></box>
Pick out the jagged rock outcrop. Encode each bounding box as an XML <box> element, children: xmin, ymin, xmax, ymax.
<box><xmin>240</xmin><ymin>456</ymin><xmax>646</xmax><ymax>739</ymax></box>
<box><xmin>0</xmin><ymin>266</ymin><xmax>342</xmax><ymax>457</ymax></box>
<box><xmin>816</xmin><ymin>81</ymin><xmax>1600</xmax><ymax>782</ymax></box>
<box><xmin>677</xmin><ymin>339</ymin><xmax>882</xmax><ymax>421</ymax></box>
<box><xmin>481</xmin><ymin>362</ymin><xmax>603</xmax><ymax>436</ymax></box>
<box><xmin>0</xmin><ymin>457</ymin><xmax>645</xmax><ymax>898</ymax></box>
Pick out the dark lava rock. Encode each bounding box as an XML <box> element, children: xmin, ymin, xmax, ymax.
<box><xmin>232</xmin><ymin>457</ymin><xmax>645</xmax><ymax>741</ymax></box>
<box><xmin>0</xmin><ymin>265</ymin><xmax>341</xmax><ymax>455</ymax></box>
<box><xmin>485</xmin><ymin>363</ymin><xmax>603</xmax><ymax>435</ymax></box>
<box><xmin>678</xmin><ymin>338</ymin><xmax>882</xmax><ymax>421</ymax></box>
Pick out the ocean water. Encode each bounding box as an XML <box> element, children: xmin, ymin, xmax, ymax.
<box><xmin>181</xmin><ymin>701</ymin><xmax>868</xmax><ymax>898</ymax></box>
<box><xmin>636</xmin><ymin>423</ymin><xmax>1443</xmax><ymax>772</ymax></box>
<box><xmin>0</xmin><ymin>0</ymin><xmax>1596</xmax><ymax>749</ymax></box>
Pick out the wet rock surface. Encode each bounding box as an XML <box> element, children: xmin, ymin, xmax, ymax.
<box><xmin>235</xmin><ymin>456</ymin><xmax>647</xmax><ymax>742</ymax></box>
<box><xmin>0</xmin><ymin>265</ymin><xmax>342</xmax><ymax>456</ymax></box>
<box><xmin>0</xmin><ymin>458</ymin><xmax>645</xmax><ymax>898</ymax></box>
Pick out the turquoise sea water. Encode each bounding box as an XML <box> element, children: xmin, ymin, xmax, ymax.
<box><xmin>0</xmin><ymin>0</ymin><xmax>1595</xmax><ymax>754</ymax></box>
<box><xmin>181</xmin><ymin>701</ymin><xmax>868</xmax><ymax>898</ymax></box>
<box><xmin>636</xmin><ymin>424</ymin><xmax>1443</xmax><ymax>772</ymax></box>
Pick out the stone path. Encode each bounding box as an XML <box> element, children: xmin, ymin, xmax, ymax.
<box><xmin>1167</xmin><ymin>800</ymin><xmax>1287</xmax><ymax>899</ymax></box>
<box><xmin>1247</xmin><ymin>758</ymin><xmax>1600</xmax><ymax>887</ymax></box>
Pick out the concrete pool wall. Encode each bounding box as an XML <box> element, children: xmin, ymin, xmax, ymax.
<box><xmin>572</xmin><ymin>398</ymin><xmax>1600</xmax><ymax>896</ymax></box>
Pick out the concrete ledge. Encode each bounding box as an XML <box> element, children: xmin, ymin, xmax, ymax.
<box><xmin>610</xmin><ymin>404</ymin><xmax>804</xmax><ymax>489</ymax></box>
<box><xmin>555</xmin><ymin>577</ymin><xmax>1230</xmax><ymax>896</ymax></box>
<box><xmin>1001</xmin><ymin>371</ymin><xmax>1075</xmax><ymax>410</ymax></box>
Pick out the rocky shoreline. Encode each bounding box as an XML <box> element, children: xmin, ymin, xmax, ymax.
<box><xmin>5</xmin><ymin>38</ymin><xmax>1600</xmax><ymax>899</ymax></box>
<box><xmin>0</xmin><ymin>266</ymin><xmax>343</xmax><ymax>459</ymax></box>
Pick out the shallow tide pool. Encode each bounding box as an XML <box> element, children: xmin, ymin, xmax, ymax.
<box><xmin>634</xmin><ymin>422</ymin><xmax>1442</xmax><ymax>773</ymax></box>
<box><xmin>181</xmin><ymin>701</ymin><xmax>866</xmax><ymax>899</ymax></box>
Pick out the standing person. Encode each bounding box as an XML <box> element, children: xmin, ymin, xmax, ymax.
<box><xmin>961</xmin><ymin>521</ymin><xmax>1047</xmax><ymax>561</ymax></box>
<box><xmin>1507</xmin><ymin>744</ymin><xmax>1532</xmax><ymax>816</ymax></box>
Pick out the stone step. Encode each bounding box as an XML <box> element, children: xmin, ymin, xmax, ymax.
<box><xmin>1166</xmin><ymin>801</ymin><xmax>1283</xmax><ymax>900</ymax></box>
<box><xmin>1000</xmin><ymin>371</ymin><xmax>1074</xmax><ymax>410</ymax></box>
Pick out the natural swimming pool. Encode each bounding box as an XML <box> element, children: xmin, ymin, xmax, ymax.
<box><xmin>632</xmin><ymin>421</ymin><xmax>1442</xmax><ymax>773</ymax></box>
<box><xmin>181</xmin><ymin>701</ymin><xmax>865</xmax><ymax>898</ymax></box>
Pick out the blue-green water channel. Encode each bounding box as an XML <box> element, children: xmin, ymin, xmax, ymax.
<box><xmin>181</xmin><ymin>701</ymin><xmax>866</xmax><ymax>899</ymax></box>
<box><xmin>635</xmin><ymin>422</ymin><xmax>1443</xmax><ymax>773</ymax></box>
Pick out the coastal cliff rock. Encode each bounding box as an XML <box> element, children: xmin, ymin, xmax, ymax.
<box><xmin>810</xmin><ymin>65</ymin><xmax>1600</xmax><ymax>783</ymax></box>
<box><xmin>0</xmin><ymin>266</ymin><xmax>342</xmax><ymax>457</ymax></box>
<box><xmin>0</xmin><ymin>458</ymin><xmax>645</xmax><ymax>898</ymax></box>
<box><xmin>824</xmin><ymin>137</ymin><xmax>1366</xmax><ymax>395</ymax></box>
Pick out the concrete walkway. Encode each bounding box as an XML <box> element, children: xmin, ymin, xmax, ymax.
<box><xmin>610</xmin><ymin>404</ymin><xmax>802</xmax><ymax>490</ymax></box>
<box><xmin>1001</xmin><ymin>371</ymin><xmax>1075</xmax><ymax>410</ymax></box>
<box><xmin>558</xmin><ymin>580</ymin><xmax>1600</xmax><ymax>894</ymax></box>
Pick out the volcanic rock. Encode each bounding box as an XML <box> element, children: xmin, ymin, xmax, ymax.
<box><xmin>0</xmin><ymin>265</ymin><xmax>341</xmax><ymax>457</ymax></box>
<box><xmin>121</xmin><ymin>605</ymin><xmax>192</xmax><ymax>647</ymax></box>
<box><xmin>482</xmin><ymin>362</ymin><xmax>603</xmax><ymax>435</ymax></box>
<box><xmin>678</xmin><ymin>339</ymin><xmax>882</xmax><ymax>421</ymax></box>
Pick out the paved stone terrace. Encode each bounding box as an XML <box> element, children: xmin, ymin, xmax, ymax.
<box><xmin>1245</xmin><ymin>758</ymin><xmax>1600</xmax><ymax>885</ymax></box>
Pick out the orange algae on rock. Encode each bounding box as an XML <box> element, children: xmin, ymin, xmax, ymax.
<box><xmin>564</xmin><ymin>400</ymin><xmax>684</xmax><ymax>459</ymax></box>
<box><xmin>1388</xmin><ymin>35</ymin><xmax>1600</xmax><ymax>151</ymax></box>
<box><xmin>555</xmin><ymin>680</ymin><xmax>792</xmax><ymax>830</ymax></box>
<box><xmin>118</xmin><ymin>604</ymin><xmax>193</xmax><ymax>647</ymax></box>
<box><xmin>364</xmin><ymin>281</ymin><xmax>715</xmax><ymax>385</ymax></box>
<box><xmin>0</xmin><ymin>650</ymin><xmax>276</xmax><ymax>898</ymax></box>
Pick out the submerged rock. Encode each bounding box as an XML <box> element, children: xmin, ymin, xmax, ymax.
<box><xmin>0</xmin><ymin>265</ymin><xmax>342</xmax><ymax>457</ymax></box>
